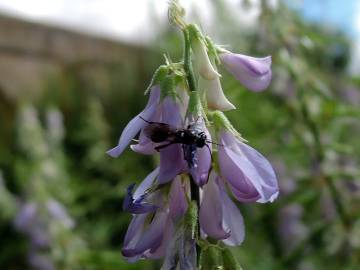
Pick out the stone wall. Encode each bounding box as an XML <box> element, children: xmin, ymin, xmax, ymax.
<box><xmin>0</xmin><ymin>13</ymin><xmax>150</xmax><ymax>103</ymax></box>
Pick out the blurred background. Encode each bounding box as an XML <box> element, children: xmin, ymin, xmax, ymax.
<box><xmin>0</xmin><ymin>0</ymin><xmax>359</xmax><ymax>269</ymax></box>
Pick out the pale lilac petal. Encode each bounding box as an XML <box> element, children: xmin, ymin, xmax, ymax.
<box><xmin>145</xmin><ymin>217</ymin><xmax>174</xmax><ymax>259</ymax></box>
<box><xmin>169</xmin><ymin>176</ymin><xmax>188</xmax><ymax>220</ymax></box>
<box><xmin>107</xmin><ymin>87</ymin><xmax>160</xmax><ymax>157</ymax></box>
<box><xmin>122</xmin><ymin>211</ymin><xmax>168</xmax><ymax>258</ymax></box>
<box><xmin>130</xmin><ymin>107</ymin><xmax>162</xmax><ymax>155</ymax></box>
<box><xmin>220</xmin><ymin>53</ymin><xmax>272</xmax><ymax>92</ymax></box>
<box><xmin>200</xmin><ymin>77</ymin><xmax>235</xmax><ymax>111</ymax></box>
<box><xmin>199</xmin><ymin>172</ymin><xmax>230</xmax><ymax>240</ymax></box>
<box><xmin>218</xmin><ymin>131</ymin><xmax>278</xmax><ymax>203</ymax></box>
<box><xmin>161</xmin><ymin>96</ymin><xmax>183</xmax><ymax>128</ymax></box>
<box><xmin>218</xmin><ymin>150</ymin><xmax>260</xmax><ymax>202</ymax></box>
<box><xmin>122</xmin><ymin>214</ymin><xmax>148</xmax><ymax>262</ymax></box>
<box><xmin>218</xmin><ymin>180</ymin><xmax>245</xmax><ymax>246</ymax></box>
<box><xmin>239</xmin><ymin>142</ymin><xmax>279</xmax><ymax>202</ymax></box>
<box><xmin>158</xmin><ymin>144</ymin><xmax>186</xmax><ymax>184</ymax></box>
<box><xmin>133</xmin><ymin>167</ymin><xmax>159</xmax><ymax>200</ymax></box>
<box><xmin>123</xmin><ymin>214</ymin><xmax>148</xmax><ymax>248</ymax></box>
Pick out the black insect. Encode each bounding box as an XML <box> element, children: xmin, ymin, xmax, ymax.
<box><xmin>140</xmin><ymin>116</ymin><xmax>211</xmax><ymax>168</ymax></box>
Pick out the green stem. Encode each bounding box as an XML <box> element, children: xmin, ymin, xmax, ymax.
<box><xmin>183</xmin><ymin>27</ymin><xmax>197</xmax><ymax>93</ymax></box>
<box><xmin>182</xmin><ymin>25</ymin><xmax>201</xmax><ymax>267</ymax></box>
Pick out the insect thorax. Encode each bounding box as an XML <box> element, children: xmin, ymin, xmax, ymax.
<box><xmin>175</xmin><ymin>129</ymin><xmax>206</xmax><ymax>147</ymax></box>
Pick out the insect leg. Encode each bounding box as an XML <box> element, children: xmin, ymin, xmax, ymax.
<box><xmin>206</xmin><ymin>140</ymin><xmax>224</xmax><ymax>147</ymax></box>
<box><xmin>154</xmin><ymin>142</ymin><xmax>176</xmax><ymax>152</ymax></box>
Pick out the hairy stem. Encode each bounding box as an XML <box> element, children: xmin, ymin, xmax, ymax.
<box><xmin>183</xmin><ymin>27</ymin><xmax>197</xmax><ymax>93</ymax></box>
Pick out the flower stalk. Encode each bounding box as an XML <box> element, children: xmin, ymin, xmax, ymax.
<box><xmin>183</xmin><ymin>27</ymin><xmax>197</xmax><ymax>93</ymax></box>
<box><xmin>108</xmin><ymin>0</ymin><xmax>278</xmax><ymax>268</ymax></box>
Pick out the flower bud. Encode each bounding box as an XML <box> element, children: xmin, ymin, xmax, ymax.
<box><xmin>188</xmin><ymin>24</ymin><xmax>220</xmax><ymax>80</ymax></box>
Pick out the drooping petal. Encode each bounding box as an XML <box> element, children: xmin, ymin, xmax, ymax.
<box><xmin>122</xmin><ymin>211</ymin><xmax>168</xmax><ymax>259</ymax></box>
<box><xmin>238</xmin><ymin>142</ymin><xmax>279</xmax><ymax>202</ymax></box>
<box><xmin>200</xmin><ymin>77</ymin><xmax>235</xmax><ymax>111</ymax></box>
<box><xmin>192</xmin><ymin>38</ymin><xmax>220</xmax><ymax>80</ymax></box>
<box><xmin>199</xmin><ymin>172</ymin><xmax>230</xmax><ymax>240</ymax></box>
<box><xmin>122</xmin><ymin>214</ymin><xmax>148</xmax><ymax>262</ymax></box>
<box><xmin>158</xmin><ymin>144</ymin><xmax>186</xmax><ymax>184</ymax></box>
<box><xmin>130</xmin><ymin>106</ymin><xmax>162</xmax><ymax>155</ymax></box>
<box><xmin>145</xmin><ymin>216</ymin><xmax>174</xmax><ymax>259</ymax></box>
<box><xmin>220</xmin><ymin>53</ymin><xmax>272</xmax><ymax>92</ymax></box>
<box><xmin>107</xmin><ymin>87</ymin><xmax>160</xmax><ymax>157</ymax></box>
<box><xmin>169</xmin><ymin>176</ymin><xmax>188</xmax><ymax>221</ymax></box>
<box><xmin>218</xmin><ymin>179</ymin><xmax>245</xmax><ymax>246</ymax></box>
<box><xmin>218</xmin><ymin>131</ymin><xmax>278</xmax><ymax>203</ymax></box>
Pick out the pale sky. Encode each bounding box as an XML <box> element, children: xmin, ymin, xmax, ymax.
<box><xmin>0</xmin><ymin>0</ymin><xmax>249</xmax><ymax>43</ymax></box>
<box><xmin>0</xmin><ymin>0</ymin><xmax>358</xmax><ymax>73</ymax></box>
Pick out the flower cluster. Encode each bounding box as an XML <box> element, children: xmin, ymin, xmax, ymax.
<box><xmin>107</xmin><ymin>1</ymin><xmax>278</xmax><ymax>269</ymax></box>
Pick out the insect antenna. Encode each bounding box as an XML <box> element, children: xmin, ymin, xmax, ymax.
<box><xmin>139</xmin><ymin>116</ymin><xmax>153</xmax><ymax>124</ymax></box>
<box><xmin>205</xmin><ymin>143</ymin><xmax>214</xmax><ymax>163</ymax></box>
<box><xmin>206</xmin><ymin>140</ymin><xmax>225</xmax><ymax>147</ymax></box>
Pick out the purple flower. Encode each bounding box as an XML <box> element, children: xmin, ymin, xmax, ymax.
<box><xmin>218</xmin><ymin>130</ymin><xmax>279</xmax><ymax>203</ymax></box>
<box><xmin>199</xmin><ymin>171</ymin><xmax>245</xmax><ymax>246</ymax></box>
<box><xmin>107</xmin><ymin>86</ymin><xmax>161</xmax><ymax>157</ymax></box>
<box><xmin>122</xmin><ymin>176</ymin><xmax>188</xmax><ymax>261</ymax></box>
<box><xmin>220</xmin><ymin>52</ymin><xmax>272</xmax><ymax>92</ymax></box>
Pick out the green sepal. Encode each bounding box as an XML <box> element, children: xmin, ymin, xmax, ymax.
<box><xmin>160</xmin><ymin>74</ymin><xmax>177</xmax><ymax>100</ymax></box>
<box><xmin>187</xmin><ymin>23</ymin><xmax>203</xmax><ymax>44</ymax></box>
<box><xmin>211</xmin><ymin>111</ymin><xmax>246</xmax><ymax>142</ymax></box>
<box><xmin>222</xmin><ymin>248</ymin><xmax>243</xmax><ymax>270</ymax></box>
<box><xmin>199</xmin><ymin>246</ymin><xmax>223</xmax><ymax>270</ymax></box>
<box><xmin>205</xmin><ymin>36</ymin><xmax>221</xmax><ymax>65</ymax></box>
<box><xmin>144</xmin><ymin>65</ymin><xmax>169</xmax><ymax>95</ymax></box>
<box><xmin>185</xmin><ymin>201</ymin><xmax>198</xmax><ymax>239</ymax></box>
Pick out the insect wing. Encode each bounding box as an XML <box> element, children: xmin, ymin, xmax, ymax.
<box><xmin>143</xmin><ymin>122</ymin><xmax>176</xmax><ymax>143</ymax></box>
